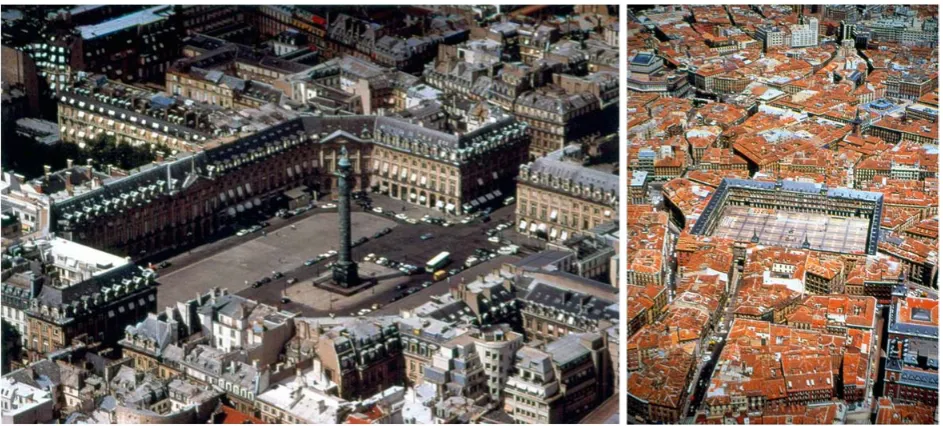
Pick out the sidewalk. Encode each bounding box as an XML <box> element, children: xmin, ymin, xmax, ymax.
<box><xmin>361</xmin><ymin>193</ymin><xmax>452</xmax><ymax>221</ymax></box>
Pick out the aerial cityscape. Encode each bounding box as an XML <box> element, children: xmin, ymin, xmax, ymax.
<box><xmin>626</xmin><ymin>4</ymin><xmax>938</xmax><ymax>425</ymax></box>
<box><xmin>0</xmin><ymin>5</ymin><xmax>620</xmax><ymax>424</ymax></box>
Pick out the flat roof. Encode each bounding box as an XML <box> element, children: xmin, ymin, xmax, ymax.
<box><xmin>76</xmin><ymin>6</ymin><xmax>171</xmax><ymax>40</ymax></box>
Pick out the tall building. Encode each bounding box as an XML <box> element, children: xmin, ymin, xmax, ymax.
<box><xmin>516</xmin><ymin>145</ymin><xmax>618</xmax><ymax>242</ymax></box>
<box><xmin>790</xmin><ymin>17</ymin><xmax>819</xmax><ymax>48</ymax></box>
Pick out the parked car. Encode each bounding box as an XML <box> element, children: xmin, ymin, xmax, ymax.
<box><xmin>487</xmin><ymin>236</ymin><xmax>500</xmax><ymax>243</ymax></box>
<box><xmin>272</xmin><ymin>271</ymin><xmax>284</xmax><ymax>279</ymax></box>
<box><xmin>260</xmin><ymin>277</ymin><xmax>272</xmax><ymax>284</ymax></box>
<box><xmin>304</xmin><ymin>259</ymin><xmax>317</xmax><ymax>266</ymax></box>
<box><xmin>280</xmin><ymin>297</ymin><xmax>291</xmax><ymax>304</ymax></box>
<box><xmin>372</xmin><ymin>207</ymin><xmax>384</xmax><ymax>213</ymax></box>
<box><xmin>157</xmin><ymin>261</ymin><xmax>172</xmax><ymax>269</ymax></box>
<box><xmin>420</xmin><ymin>233</ymin><xmax>434</xmax><ymax>240</ymax></box>
<box><xmin>395</xmin><ymin>213</ymin><xmax>408</xmax><ymax>220</ymax></box>
<box><xmin>286</xmin><ymin>278</ymin><xmax>297</xmax><ymax>285</ymax></box>
<box><xmin>236</xmin><ymin>229</ymin><xmax>249</xmax><ymax>236</ymax></box>
<box><xmin>448</xmin><ymin>269</ymin><xmax>461</xmax><ymax>276</ymax></box>
<box><xmin>421</xmin><ymin>281</ymin><xmax>433</xmax><ymax>288</ymax></box>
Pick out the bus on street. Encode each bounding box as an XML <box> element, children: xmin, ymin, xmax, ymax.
<box><xmin>425</xmin><ymin>251</ymin><xmax>451</xmax><ymax>273</ymax></box>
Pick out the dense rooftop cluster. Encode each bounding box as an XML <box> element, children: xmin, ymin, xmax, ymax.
<box><xmin>627</xmin><ymin>4</ymin><xmax>938</xmax><ymax>424</ymax></box>
<box><xmin>1</xmin><ymin>5</ymin><xmax>619</xmax><ymax>425</ymax></box>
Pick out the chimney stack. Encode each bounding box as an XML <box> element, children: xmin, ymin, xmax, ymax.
<box><xmin>67</xmin><ymin>158</ymin><xmax>74</xmax><ymax>169</ymax></box>
<box><xmin>64</xmin><ymin>171</ymin><xmax>73</xmax><ymax>195</ymax></box>
<box><xmin>86</xmin><ymin>159</ymin><xmax>93</xmax><ymax>179</ymax></box>
<box><xmin>43</xmin><ymin>165</ymin><xmax>51</xmax><ymax>182</ymax></box>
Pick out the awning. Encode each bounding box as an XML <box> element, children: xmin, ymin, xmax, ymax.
<box><xmin>219</xmin><ymin>193</ymin><xmax>226</xmax><ymax>202</ymax></box>
<box><xmin>485</xmin><ymin>193</ymin><xmax>495</xmax><ymax>201</ymax></box>
<box><xmin>419</xmin><ymin>196</ymin><xmax>427</xmax><ymax>203</ymax></box>
<box><xmin>492</xmin><ymin>172</ymin><xmax>499</xmax><ymax>179</ymax></box>
<box><xmin>380</xmin><ymin>184</ymin><xmax>388</xmax><ymax>191</ymax></box>
<box><xmin>446</xmin><ymin>203</ymin><xmax>455</xmax><ymax>211</ymax></box>
<box><xmin>537</xmin><ymin>223</ymin><xmax>547</xmax><ymax>232</ymax></box>
<box><xmin>410</xmin><ymin>193</ymin><xmax>417</xmax><ymax>199</ymax></box>
<box><xmin>236</xmin><ymin>204</ymin><xmax>245</xmax><ymax>213</ymax></box>
<box><xmin>253</xmin><ymin>198</ymin><xmax>261</xmax><ymax>206</ymax></box>
<box><xmin>392</xmin><ymin>165</ymin><xmax>399</xmax><ymax>175</ymax></box>
<box><xmin>550</xmin><ymin>228</ymin><xmax>558</xmax><ymax>239</ymax></box>
<box><xmin>494</xmin><ymin>189</ymin><xmax>503</xmax><ymax>197</ymax></box>
<box><xmin>477</xmin><ymin>196</ymin><xmax>487</xmax><ymax>204</ymax></box>
<box><xmin>411</xmin><ymin>173</ymin><xmax>417</xmax><ymax>182</ymax></box>
<box><xmin>401</xmin><ymin>169</ymin><xmax>408</xmax><ymax>179</ymax></box>
<box><xmin>463</xmin><ymin>204</ymin><xmax>472</xmax><ymax>212</ymax></box>
<box><xmin>604</xmin><ymin>210</ymin><xmax>611</xmax><ymax>217</ymax></box>
<box><xmin>227</xmin><ymin>207</ymin><xmax>236</xmax><ymax>216</ymax></box>
<box><xmin>519</xmin><ymin>220</ymin><xmax>527</xmax><ymax>230</ymax></box>
<box><xmin>561</xmin><ymin>231</ymin><xmax>569</xmax><ymax>241</ymax></box>
<box><xmin>436</xmin><ymin>200</ymin><xmax>445</xmax><ymax>208</ymax></box>
<box><xmin>382</xmin><ymin>163</ymin><xmax>389</xmax><ymax>173</ymax></box>
<box><xmin>471</xmin><ymin>199</ymin><xmax>480</xmax><ymax>207</ymax></box>
<box><xmin>420</xmin><ymin>176</ymin><xmax>427</xmax><ymax>185</ymax></box>
<box><xmin>550</xmin><ymin>210</ymin><xmax>558</xmax><ymax>220</ymax></box>
<box><xmin>477</xmin><ymin>178</ymin><xmax>484</xmax><ymax>186</ymax></box>
<box><xmin>529</xmin><ymin>223</ymin><xmax>538</xmax><ymax>232</ymax></box>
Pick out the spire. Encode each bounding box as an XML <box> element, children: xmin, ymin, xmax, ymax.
<box><xmin>751</xmin><ymin>228</ymin><xmax>760</xmax><ymax>243</ymax></box>
<box><xmin>802</xmin><ymin>234</ymin><xmax>811</xmax><ymax>249</ymax></box>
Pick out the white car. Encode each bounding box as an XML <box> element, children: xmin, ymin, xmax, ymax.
<box><xmin>372</xmin><ymin>207</ymin><xmax>384</xmax><ymax>213</ymax></box>
<box><xmin>497</xmin><ymin>246</ymin><xmax>515</xmax><ymax>255</ymax></box>
<box><xmin>442</xmin><ymin>222</ymin><xmax>452</xmax><ymax>227</ymax></box>
<box><xmin>465</xmin><ymin>257</ymin><xmax>480</xmax><ymax>267</ymax></box>
<box><xmin>321</xmin><ymin>203</ymin><xmax>337</xmax><ymax>209</ymax></box>
<box><xmin>363</xmin><ymin>253</ymin><xmax>377</xmax><ymax>262</ymax></box>
<box><xmin>327</xmin><ymin>250</ymin><xmax>338</xmax><ymax>256</ymax></box>
<box><xmin>395</xmin><ymin>213</ymin><xmax>408</xmax><ymax>220</ymax></box>
<box><xmin>487</xmin><ymin>236</ymin><xmax>500</xmax><ymax>243</ymax></box>
<box><xmin>460</xmin><ymin>217</ymin><xmax>472</xmax><ymax>224</ymax></box>
<box><xmin>236</xmin><ymin>229</ymin><xmax>249</xmax><ymax>236</ymax></box>
<box><xmin>377</xmin><ymin>257</ymin><xmax>389</xmax><ymax>266</ymax></box>
<box><xmin>405</xmin><ymin>218</ymin><xmax>418</xmax><ymax>224</ymax></box>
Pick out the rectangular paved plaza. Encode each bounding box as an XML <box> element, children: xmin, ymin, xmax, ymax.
<box><xmin>157</xmin><ymin>212</ymin><xmax>396</xmax><ymax>308</ymax></box>
<box><xmin>712</xmin><ymin>206</ymin><xmax>870</xmax><ymax>254</ymax></box>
